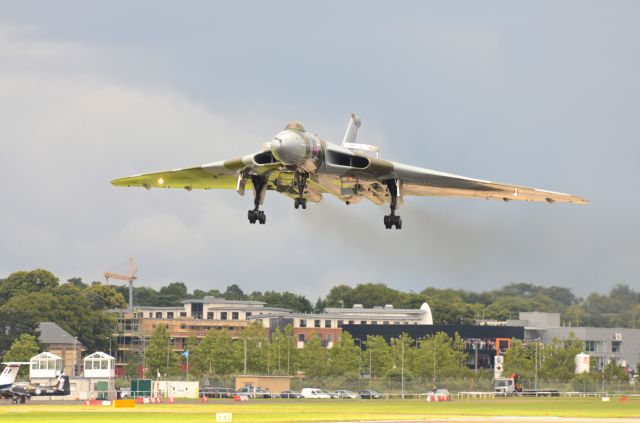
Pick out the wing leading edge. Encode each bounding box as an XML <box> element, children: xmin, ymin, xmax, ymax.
<box><xmin>392</xmin><ymin>162</ymin><xmax>588</xmax><ymax>204</ymax></box>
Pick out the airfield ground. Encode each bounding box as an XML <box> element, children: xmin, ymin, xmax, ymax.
<box><xmin>0</xmin><ymin>397</ymin><xmax>638</xmax><ymax>423</ymax></box>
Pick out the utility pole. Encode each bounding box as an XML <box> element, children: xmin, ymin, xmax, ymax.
<box><xmin>355</xmin><ymin>338</ymin><xmax>362</xmax><ymax>390</ymax></box>
<box><xmin>401</xmin><ymin>339</ymin><xmax>405</xmax><ymax>400</ymax></box>
<box><xmin>243</xmin><ymin>338</ymin><xmax>247</xmax><ymax>375</ymax></box>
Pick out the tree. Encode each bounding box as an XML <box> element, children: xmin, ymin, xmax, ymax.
<box><xmin>297</xmin><ymin>335</ymin><xmax>329</xmax><ymax>379</ymax></box>
<box><xmin>3</xmin><ymin>334</ymin><xmax>40</xmax><ymax>378</ymax></box>
<box><xmin>0</xmin><ymin>269</ymin><xmax>59</xmax><ymax>302</ymax></box>
<box><xmin>364</xmin><ymin>335</ymin><xmax>392</xmax><ymax>378</ymax></box>
<box><xmin>538</xmin><ymin>335</ymin><xmax>582</xmax><ymax>381</ymax></box>
<box><xmin>157</xmin><ymin>282</ymin><xmax>189</xmax><ymax>306</ymax></box>
<box><xmin>191</xmin><ymin>330</ymin><xmax>237</xmax><ymax>376</ymax></box>
<box><xmin>224</xmin><ymin>284</ymin><xmax>246</xmax><ymax>301</ymax></box>
<box><xmin>234</xmin><ymin>322</ymin><xmax>268</xmax><ymax>374</ymax></box>
<box><xmin>83</xmin><ymin>285</ymin><xmax>127</xmax><ymax>309</ymax></box>
<box><xmin>412</xmin><ymin>332</ymin><xmax>469</xmax><ymax>381</ymax></box>
<box><xmin>66</xmin><ymin>277</ymin><xmax>88</xmax><ymax>289</ymax></box>
<box><xmin>144</xmin><ymin>325</ymin><xmax>180</xmax><ymax>378</ymax></box>
<box><xmin>503</xmin><ymin>339</ymin><xmax>535</xmax><ymax>381</ymax></box>
<box><xmin>0</xmin><ymin>307</ymin><xmax>40</xmax><ymax>356</ymax></box>
<box><xmin>325</xmin><ymin>284</ymin><xmax>354</xmax><ymax>308</ymax></box>
<box><xmin>329</xmin><ymin>332</ymin><xmax>361</xmax><ymax>378</ymax></box>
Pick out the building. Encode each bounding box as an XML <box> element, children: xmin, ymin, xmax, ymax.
<box><xmin>113</xmin><ymin>296</ymin><xmax>291</xmax><ymax>367</ymax></box>
<box><xmin>37</xmin><ymin>322</ymin><xmax>84</xmax><ymax>376</ymax></box>
<box><xmin>113</xmin><ymin>298</ymin><xmax>436</xmax><ymax>369</ymax></box>
<box><xmin>254</xmin><ymin>303</ymin><xmax>434</xmax><ymax>348</ymax></box>
<box><xmin>508</xmin><ymin>312</ymin><xmax>640</xmax><ymax>369</ymax></box>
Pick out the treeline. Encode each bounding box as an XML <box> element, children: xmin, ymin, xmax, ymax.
<box><xmin>1</xmin><ymin>268</ymin><xmax>639</xmax><ymax>360</ymax></box>
<box><xmin>0</xmin><ymin>270</ymin><xmax>127</xmax><ymax>356</ymax></box>
<box><xmin>144</xmin><ymin>323</ymin><xmax>632</xmax><ymax>385</ymax></box>
<box><xmin>117</xmin><ymin>280</ymin><xmax>640</xmax><ymax>328</ymax></box>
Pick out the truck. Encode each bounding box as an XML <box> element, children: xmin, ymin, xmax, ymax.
<box><xmin>494</xmin><ymin>373</ymin><xmax>523</xmax><ymax>396</ymax></box>
<box><xmin>494</xmin><ymin>373</ymin><xmax>559</xmax><ymax>397</ymax></box>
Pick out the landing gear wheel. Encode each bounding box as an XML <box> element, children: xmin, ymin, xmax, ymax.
<box><xmin>383</xmin><ymin>179</ymin><xmax>403</xmax><ymax>230</ymax></box>
<box><xmin>294</xmin><ymin>197</ymin><xmax>307</xmax><ymax>210</ymax></box>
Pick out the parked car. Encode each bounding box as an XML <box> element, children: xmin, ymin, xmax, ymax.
<box><xmin>334</xmin><ymin>389</ymin><xmax>359</xmax><ymax>399</ymax></box>
<box><xmin>279</xmin><ymin>390</ymin><xmax>303</xmax><ymax>399</ymax></box>
<box><xmin>324</xmin><ymin>390</ymin><xmax>341</xmax><ymax>399</ymax></box>
<box><xmin>201</xmin><ymin>387</ymin><xmax>234</xmax><ymax>398</ymax></box>
<box><xmin>358</xmin><ymin>390</ymin><xmax>384</xmax><ymax>399</ymax></box>
<box><xmin>301</xmin><ymin>388</ymin><xmax>331</xmax><ymax>399</ymax></box>
<box><xmin>238</xmin><ymin>386</ymin><xmax>272</xmax><ymax>398</ymax></box>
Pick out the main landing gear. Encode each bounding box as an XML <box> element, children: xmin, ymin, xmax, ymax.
<box><xmin>293</xmin><ymin>171</ymin><xmax>308</xmax><ymax>210</ymax></box>
<box><xmin>384</xmin><ymin>179</ymin><xmax>402</xmax><ymax>230</ymax></box>
<box><xmin>248</xmin><ymin>175</ymin><xmax>267</xmax><ymax>225</ymax></box>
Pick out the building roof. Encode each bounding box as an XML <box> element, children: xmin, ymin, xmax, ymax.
<box><xmin>182</xmin><ymin>296</ymin><xmax>267</xmax><ymax>306</ymax></box>
<box><xmin>38</xmin><ymin>322</ymin><xmax>83</xmax><ymax>347</ymax></box>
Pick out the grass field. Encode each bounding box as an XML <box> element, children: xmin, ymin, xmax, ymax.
<box><xmin>0</xmin><ymin>397</ymin><xmax>638</xmax><ymax>423</ymax></box>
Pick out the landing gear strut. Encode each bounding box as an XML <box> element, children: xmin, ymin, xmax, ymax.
<box><xmin>248</xmin><ymin>175</ymin><xmax>266</xmax><ymax>224</ymax></box>
<box><xmin>293</xmin><ymin>171</ymin><xmax>308</xmax><ymax>210</ymax></box>
<box><xmin>384</xmin><ymin>179</ymin><xmax>402</xmax><ymax>230</ymax></box>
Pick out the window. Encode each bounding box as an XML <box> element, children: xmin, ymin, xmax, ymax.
<box><xmin>180</xmin><ymin>324</ymin><xmax>186</xmax><ymax>329</ymax></box>
<box><xmin>155</xmin><ymin>312</ymin><xmax>162</xmax><ymax>318</ymax></box>
<box><xmin>585</xmin><ymin>340</ymin><xmax>598</xmax><ymax>352</ymax></box>
<box><xmin>246</xmin><ymin>312</ymin><xmax>252</xmax><ymax>318</ymax></box>
<box><xmin>85</xmin><ymin>361</ymin><xmax>92</xmax><ymax>370</ymax></box>
<box><xmin>394</xmin><ymin>321</ymin><xmax>400</xmax><ymax>325</ymax></box>
<box><xmin>325</xmin><ymin>320</ymin><xmax>331</xmax><ymax>328</ymax></box>
<box><xmin>612</xmin><ymin>341</ymin><xmax>622</xmax><ymax>353</ymax></box>
<box><xmin>361</xmin><ymin>320</ymin><xmax>367</xmax><ymax>325</ymax></box>
<box><xmin>337</xmin><ymin>320</ymin><xmax>343</xmax><ymax>328</ymax></box>
<box><xmin>383</xmin><ymin>321</ymin><xmax>389</xmax><ymax>325</ymax></box>
<box><xmin>232</xmin><ymin>312</ymin><xmax>239</xmax><ymax>320</ymax></box>
<box><xmin>314</xmin><ymin>320</ymin><xmax>321</xmax><ymax>328</ymax></box>
<box><xmin>371</xmin><ymin>321</ymin><xmax>377</xmax><ymax>325</ymax></box>
<box><xmin>207</xmin><ymin>312</ymin><xmax>214</xmax><ymax>319</ymax></box>
<box><xmin>180</xmin><ymin>312</ymin><xmax>186</xmax><ymax>317</ymax></box>
<box><xmin>167</xmin><ymin>312</ymin><xmax>174</xmax><ymax>319</ymax></box>
<box><xmin>298</xmin><ymin>334</ymin><xmax>305</xmax><ymax>342</ymax></box>
<box><xmin>327</xmin><ymin>334</ymin><xmax>333</xmax><ymax>343</ymax></box>
<box><xmin>299</xmin><ymin>319</ymin><xmax>307</xmax><ymax>328</ymax></box>
<box><xmin>221</xmin><ymin>312</ymin><xmax>228</xmax><ymax>320</ymax></box>
<box><xmin>349</xmin><ymin>320</ymin><xmax>355</xmax><ymax>325</ymax></box>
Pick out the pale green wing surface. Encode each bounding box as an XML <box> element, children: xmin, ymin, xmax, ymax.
<box><xmin>393</xmin><ymin>162</ymin><xmax>588</xmax><ymax>204</ymax></box>
<box><xmin>111</xmin><ymin>159</ymin><xmax>244</xmax><ymax>190</ymax></box>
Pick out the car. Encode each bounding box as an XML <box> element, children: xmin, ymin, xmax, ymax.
<box><xmin>358</xmin><ymin>390</ymin><xmax>384</xmax><ymax>399</ymax></box>
<box><xmin>334</xmin><ymin>389</ymin><xmax>359</xmax><ymax>399</ymax></box>
<box><xmin>201</xmin><ymin>387</ymin><xmax>234</xmax><ymax>398</ymax></box>
<box><xmin>279</xmin><ymin>390</ymin><xmax>303</xmax><ymax>399</ymax></box>
<box><xmin>238</xmin><ymin>386</ymin><xmax>272</xmax><ymax>398</ymax></box>
<box><xmin>425</xmin><ymin>388</ymin><xmax>451</xmax><ymax>402</ymax></box>
<box><xmin>300</xmin><ymin>388</ymin><xmax>331</xmax><ymax>399</ymax></box>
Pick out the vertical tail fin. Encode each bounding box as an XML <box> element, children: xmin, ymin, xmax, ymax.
<box><xmin>341</xmin><ymin>113</ymin><xmax>380</xmax><ymax>157</ymax></box>
<box><xmin>341</xmin><ymin>113</ymin><xmax>361</xmax><ymax>146</ymax></box>
<box><xmin>0</xmin><ymin>363</ymin><xmax>22</xmax><ymax>386</ymax></box>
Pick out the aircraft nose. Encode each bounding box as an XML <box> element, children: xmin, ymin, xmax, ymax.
<box><xmin>271</xmin><ymin>130</ymin><xmax>308</xmax><ymax>166</ymax></box>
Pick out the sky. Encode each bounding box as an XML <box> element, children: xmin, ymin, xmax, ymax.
<box><xmin>0</xmin><ymin>1</ymin><xmax>638</xmax><ymax>301</ymax></box>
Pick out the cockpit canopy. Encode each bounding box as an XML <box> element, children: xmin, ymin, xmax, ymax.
<box><xmin>285</xmin><ymin>121</ymin><xmax>306</xmax><ymax>132</ymax></box>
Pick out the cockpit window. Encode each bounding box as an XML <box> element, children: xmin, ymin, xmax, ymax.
<box><xmin>285</xmin><ymin>121</ymin><xmax>305</xmax><ymax>132</ymax></box>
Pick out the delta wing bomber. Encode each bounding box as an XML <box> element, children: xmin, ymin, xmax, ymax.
<box><xmin>112</xmin><ymin>114</ymin><xmax>588</xmax><ymax>229</ymax></box>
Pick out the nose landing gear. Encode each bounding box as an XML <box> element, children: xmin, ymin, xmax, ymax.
<box><xmin>293</xmin><ymin>171</ymin><xmax>308</xmax><ymax>210</ymax></box>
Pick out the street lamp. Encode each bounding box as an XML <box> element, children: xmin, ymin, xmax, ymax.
<box><xmin>534</xmin><ymin>338</ymin><xmax>541</xmax><ymax>390</ymax></box>
<box><xmin>401</xmin><ymin>339</ymin><xmax>405</xmax><ymax>400</ymax></box>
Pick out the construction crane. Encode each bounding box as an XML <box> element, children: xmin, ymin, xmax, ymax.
<box><xmin>104</xmin><ymin>257</ymin><xmax>137</xmax><ymax>311</ymax></box>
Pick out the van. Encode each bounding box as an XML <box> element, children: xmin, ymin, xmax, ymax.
<box><xmin>301</xmin><ymin>388</ymin><xmax>331</xmax><ymax>399</ymax></box>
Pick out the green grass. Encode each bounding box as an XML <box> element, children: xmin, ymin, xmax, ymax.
<box><xmin>1</xmin><ymin>397</ymin><xmax>639</xmax><ymax>422</ymax></box>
